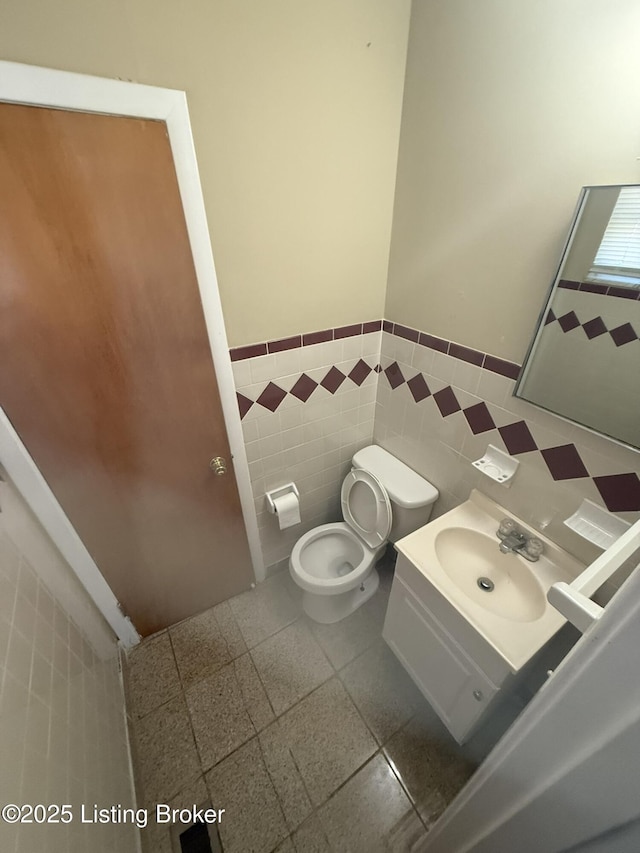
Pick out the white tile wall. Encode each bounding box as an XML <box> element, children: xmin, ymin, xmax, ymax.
<box><xmin>234</xmin><ymin>325</ymin><xmax>640</xmax><ymax>593</ymax></box>
<box><xmin>0</xmin><ymin>480</ymin><xmax>138</xmax><ymax>853</ymax></box>
<box><xmin>233</xmin><ymin>332</ymin><xmax>381</xmax><ymax>574</ymax></box>
<box><xmin>374</xmin><ymin>331</ymin><xmax>640</xmax><ymax>588</ymax></box>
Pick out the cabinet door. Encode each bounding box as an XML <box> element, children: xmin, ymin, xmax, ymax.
<box><xmin>383</xmin><ymin>576</ymin><xmax>498</xmax><ymax>743</ymax></box>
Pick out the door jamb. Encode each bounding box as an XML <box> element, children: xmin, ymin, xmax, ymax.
<box><xmin>0</xmin><ymin>60</ymin><xmax>264</xmax><ymax>646</ymax></box>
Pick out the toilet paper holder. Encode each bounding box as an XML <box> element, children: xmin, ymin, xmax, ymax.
<box><xmin>266</xmin><ymin>483</ymin><xmax>300</xmax><ymax>514</ymax></box>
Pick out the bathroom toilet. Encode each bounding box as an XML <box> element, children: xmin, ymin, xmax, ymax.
<box><xmin>289</xmin><ymin>445</ymin><xmax>439</xmax><ymax>624</ymax></box>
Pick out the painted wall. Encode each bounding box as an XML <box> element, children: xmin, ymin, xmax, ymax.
<box><xmin>0</xmin><ymin>477</ymin><xmax>138</xmax><ymax>853</ymax></box>
<box><xmin>386</xmin><ymin>0</ymin><xmax>640</xmax><ymax>364</ymax></box>
<box><xmin>0</xmin><ymin>0</ymin><xmax>411</xmax><ymax>347</ymax></box>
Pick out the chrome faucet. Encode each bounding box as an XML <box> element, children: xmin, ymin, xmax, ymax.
<box><xmin>499</xmin><ymin>530</ymin><xmax>527</xmax><ymax>554</ymax></box>
<box><xmin>496</xmin><ymin>518</ymin><xmax>544</xmax><ymax>562</ymax></box>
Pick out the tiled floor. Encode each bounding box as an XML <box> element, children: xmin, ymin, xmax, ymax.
<box><xmin>124</xmin><ymin>556</ymin><xmax>478</xmax><ymax>853</ymax></box>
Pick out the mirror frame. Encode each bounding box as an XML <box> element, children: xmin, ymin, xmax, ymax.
<box><xmin>514</xmin><ymin>184</ymin><xmax>640</xmax><ymax>451</ymax></box>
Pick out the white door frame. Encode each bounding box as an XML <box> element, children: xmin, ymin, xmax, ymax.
<box><xmin>0</xmin><ymin>60</ymin><xmax>264</xmax><ymax>646</ymax></box>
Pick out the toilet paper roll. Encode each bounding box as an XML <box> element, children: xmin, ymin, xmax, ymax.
<box><xmin>272</xmin><ymin>491</ymin><xmax>301</xmax><ymax>530</ymax></box>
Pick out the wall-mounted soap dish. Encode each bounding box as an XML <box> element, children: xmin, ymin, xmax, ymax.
<box><xmin>564</xmin><ymin>499</ymin><xmax>631</xmax><ymax>549</ymax></box>
<box><xmin>472</xmin><ymin>444</ymin><xmax>519</xmax><ymax>487</ymax></box>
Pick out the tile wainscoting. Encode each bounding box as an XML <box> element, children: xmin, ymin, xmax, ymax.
<box><xmin>231</xmin><ymin>324</ymin><xmax>382</xmax><ymax>574</ymax></box>
<box><xmin>374</xmin><ymin>324</ymin><xmax>640</xmax><ymax>589</ymax></box>
<box><xmin>230</xmin><ymin>321</ymin><xmax>640</xmax><ymax>583</ymax></box>
<box><xmin>0</xmin><ymin>479</ymin><xmax>137</xmax><ymax>853</ymax></box>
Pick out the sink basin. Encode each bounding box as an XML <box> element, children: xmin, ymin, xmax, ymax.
<box><xmin>434</xmin><ymin>527</ymin><xmax>546</xmax><ymax>622</ymax></box>
<box><xmin>394</xmin><ymin>489</ymin><xmax>586</xmax><ymax>672</ymax></box>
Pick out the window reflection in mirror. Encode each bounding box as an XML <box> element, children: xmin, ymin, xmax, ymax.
<box><xmin>516</xmin><ymin>184</ymin><xmax>640</xmax><ymax>450</ymax></box>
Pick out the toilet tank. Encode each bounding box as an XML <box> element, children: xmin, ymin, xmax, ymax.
<box><xmin>351</xmin><ymin>445</ymin><xmax>439</xmax><ymax>542</ymax></box>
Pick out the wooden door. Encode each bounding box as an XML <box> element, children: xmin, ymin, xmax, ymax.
<box><xmin>0</xmin><ymin>103</ymin><xmax>253</xmax><ymax>636</ymax></box>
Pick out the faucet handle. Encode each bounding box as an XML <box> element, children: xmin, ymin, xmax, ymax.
<box><xmin>524</xmin><ymin>537</ymin><xmax>544</xmax><ymax>558</ymax></box>
<box><xmin>498</xmin><ymin>518</ymin><xmax>516</xmax><ymax>537</ymax></box>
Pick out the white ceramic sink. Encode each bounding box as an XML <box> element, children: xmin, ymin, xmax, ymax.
<box><xmin>434</xmin><ymin>527</ymin><xmax>547</xmax><ymax>623</ymax></box>
<box><xmin>395</xmin><ymin>490</ymin><xmax>585</xmax><ymax>672</ymax></box>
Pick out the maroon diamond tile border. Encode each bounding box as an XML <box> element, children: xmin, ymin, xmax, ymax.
<box><xmin>321</xmin><ymin>366</ymin><xmax>346</xmax><ymax>394</ymax></box>
<box><xmin>290</xmin><ymin>373</ymin><xmax>318</xmax><ymax>403</ymax></box>
<box><xmin>464</xmin><ymin>402</ymin><xmax>495</xmax><ymax>434</ymax></box>
<box><xmin>384</xmin><ymin>361</ymin><xmax>405</xmax><ymax>390</ymax></box>
<box><xmin>377</xmin><ymin>371</ymin><xmax>640</xmax><ymax>512</ymax></box>
<box><xmin>543</xmin><ymin>308</ymin><xmax>639</xmax><ymax>346</ymax></box>
<box><xmin>541</xmin><ymin>444</ymin><xmax>590</xmax><ymax>480</ymax></box>
<box><xmin>498</xmin><ymin>421</ymin><xmax>537</xmax><ymax>455</ymax></box>
<box><xmin>349</xmin><ymin>359</ymin><xmax>372</xmax><ymax>386</ymax></box>
<box><xmin>256</xmin><ymin>382</ymin><xmax>287</xmax><ymax>413</ymax></box>
<box><xmin>407</xmin><ymin>373</ymin><xmax>431</xmax><ymax>403</ymax></box>
<box><xmin>230</xmin><ymin>318</ymin><xmax>640</xmax><ymax>512</ymax></box>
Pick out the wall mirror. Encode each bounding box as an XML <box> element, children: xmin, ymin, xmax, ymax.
<box><xmin>516</xmin><ymin>184</ymin><xmax>640</xmax><ymax>450</ymax></box>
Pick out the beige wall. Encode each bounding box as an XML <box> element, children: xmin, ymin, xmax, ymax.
<box><xmin>0</xmin><ymin>0</ymin><xmax>411</xmax><ymax>346</ymax></box>
<box><xmin>386</xmin><ymin>0</ymin><xmax>640</xmax><ymax>363</ymax></box>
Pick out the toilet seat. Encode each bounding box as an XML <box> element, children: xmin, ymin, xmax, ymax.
<box><xmin>289</xmin><ymin>522</ymin><xmax>375</xmax><ymax>594</ymax></box>
<box><xmin>341</xmin><ymin>469</ymin><xmax>392</xmax><ymax>549</ymax></box>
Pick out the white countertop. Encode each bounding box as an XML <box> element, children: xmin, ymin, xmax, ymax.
<box><xmin>395</xmin><ymin>490</ymin><xmax>586</xmax><ymax>672</ymax></box>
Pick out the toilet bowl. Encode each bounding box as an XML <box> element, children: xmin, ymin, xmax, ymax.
<box><xmin>289</xmin><ymin>445</ymin><xmax>438</xmax><ymax>624</ymax></box>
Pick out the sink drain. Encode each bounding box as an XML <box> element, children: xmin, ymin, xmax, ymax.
<box><xmin>477</xmin><ymin>577</ymin><xmax>495</xmax><ymax>592</ymax></box>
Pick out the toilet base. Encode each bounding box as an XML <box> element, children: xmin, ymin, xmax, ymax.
<box><xmin>302</xmin><ymin>569</ymin><xmax>380</xmax><ymax>624</ymax></box>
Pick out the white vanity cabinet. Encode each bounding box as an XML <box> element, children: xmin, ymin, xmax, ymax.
<box><xmin>383</xmin><ymin>553</ymin><xmax>512</xmax><ymax>743</ymax></box>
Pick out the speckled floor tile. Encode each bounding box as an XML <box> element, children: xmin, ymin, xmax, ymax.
<box><xmin>291</xmin><ymin>813</ymin><xmax>331</xmax><ymax>852</ymax></box>
<box><xmin>213</xmin><ymin>599</ymin><xmax>248</xmax><ymax>659</ymax></box>
<box><xmin>340</xmin><ymin>640</ymin><xmax>427</xmax><ymax>744</ymax></box>
<box><xmin>258</xmin><ymin>719</ymin><xmax>312</xmax><ymax>831</ymax></box>
<box><xmin>305</xmin><ymin>590</ymin><xmax>386</xmax><ymax>671</ymax></box>
<box><xmin>133</xmin><ymin>695</ymin><xmax>201</xmax><ymax>810</ymax></box>
<box><xmin>125</xmin><ymin>567</ymin><xmax>431</xmax><ymax>852</ymax></box>
<box><xmin>251</xmin><ymin>620</ymin><xmax>333</xmax><ymax>715</ymax></box>
<box><xmin>186</xmin><ymin>662</ymin><xmax>255</xmax><ymax>771</ymax></box>
<box><xmin>169</xmin><ymin>609</ymin><xmax>231</xmax><ymax>688</ymax></box>
<box><xmin>126</xmin><ymin>632</ymin><xmax>181</xmax><ymax>719</ymax></box>
<box><xmin>383</xmin><ymin>716</ymin><xmax>476</xmax><ymax>827</ymax></box>
<box><xmin>278</xmin><ymin>677</ymin><xmax>377</xmax><ymax>806</ymax></box>
<box><xmin>229</xmin><ymin>573</ymin><xmax>301</xmax><ymax>649</ymax></box>
<box><xmin>205</xmin><ymin>737</ymin><xmax>288</xmax><ymax>853</ymax></box>
<box><xmin>234</xmin><ymin>652</ymin><xmax>275</xmax><ymax>731</ymax></box>
<box><xmin>410</xmin><ymin>715</ymin><xmax>477</xmax><ymax>804</ymax></box>
<box><xmin>318</xmin><ymin>753</ymin><xmax>424</xmax><ymax>853</ymax></box>
<box><xmin>141</xmin><ymin>775</ymin><xmax>209</xmax><ymax>853</ymax></box>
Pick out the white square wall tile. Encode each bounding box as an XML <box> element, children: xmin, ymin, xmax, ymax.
<box><xmin>231</xmin><ymin>359</ymin><xmax>253</xmax><ymax>388</ymax></box>
<box><xmin>325</xmin><ymin>339</ymin><xmax>346</xmax><ymax>366</ymax></box>
<box><xmin>245</xmin><ymin>441</ymin><xmax>261</xmax><ymax>463</ymax></box>
<box><xmin>476</xmin><ymin>369</ymin><xmax>511</xmax><ymax>407</ymax></box>
<box><xmin>242</xmin><ymin>418</ymin><xmax>260</xmax><ymax>442</ymax></box>
<box><xmin>362</xmin><ymin>331</ymin><xmax>382</xmax><ymax>358</ymax></box>
<box><xmin>430</xmin><ymin>351</ymin><xmax>457</xmax><ymax>385</ymax></box>
<box><xmin>250</xmin><ymin>353</ymin><xmax>278</xmax><ymax>383</ymax></box>
<box><xmin>279</xmin><ymin>406</ymin><xmax>304</xmax><ymax>430</ymax></box>
<box><xmin>341</xmin><ymin>337</ymin><xmax>363</xmax><ymax>361</ymax></box>
<box><xmin>281</xmin><ymin>426</ymin><xmax>305</xmax><ymax>451</ymax></box>
<box><xmin>301</xmin><ymin>340</ymin><xmax>333</xmax><ymax>369</ymax></box>
<box><xmin>275</xmin><ymin>348</ymin><xmax>302</xmax><ymax>378</ymax></box>
<box><xmin>452</xmin><ymin>360</ymin><xmax>481</xmax><ymax>394</ymax></box>
<box><xmin>257</xmin><ymin>412</ymin><xmax>283</xmax><ymax>439</ymax></box>
<box><xmin>411</xmin><ymin>345</ymin><xmax>435</xmax><ymax>374</ymax></box>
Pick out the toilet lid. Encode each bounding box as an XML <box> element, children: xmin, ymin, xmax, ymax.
<box><xmin>341</xmin><ymin>469</ymin><xmax>392</xmax><ymax>549</ymax></box>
